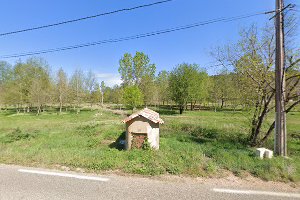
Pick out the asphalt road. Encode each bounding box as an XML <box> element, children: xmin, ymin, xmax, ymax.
<box><xmin>1</xmin><ymin>164</ymin><xmax>299</xmax><ymax>200</ymax></box>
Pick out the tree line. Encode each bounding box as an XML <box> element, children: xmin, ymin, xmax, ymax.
<box><xmin>0</xmin><ymin>53</ymin><xmax>252</xmax><ymax>115</ymax></box>
<box><xmin>0</xmin><ymin>58</ymin><xmax>106</xmax><ymax>114</ymax></box>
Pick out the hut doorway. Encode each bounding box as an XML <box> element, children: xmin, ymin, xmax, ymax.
<box><xmin>131</xmin><ymin>133</ymin><xmax>147</xmax><ymax>149</ymax></box>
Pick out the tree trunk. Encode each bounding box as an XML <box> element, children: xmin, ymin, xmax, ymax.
<box><xmin>259</xmin><ymin>121</ymin><xmax>275</xmax><ymax>146</ymax></box>
<box><xmin>60</xmin><ymin>104</ymin><xmax>62</xmax><ymax>113</ymax></box>
<box><xmin>37</xmin><ymin>105</ymin><xmax>41</xmax><ymax>116</ymax></box>
<box><xmin>179</xmin><ymin>106</ymin><xmax>184</xmax><ymax>114</ymax></box>
<box><xmin>101</xmin><ymin>92</ymin><xmax>104</xmax><ymax>107</ymax></box>
<box><xmin>59</xmin><ymin>94</ymin><xmax>62</xmax><ymax>114</ymax></box>
<box><xmin>221</xmin><ymin>98</ymin><xmax>225</xmax><ymax>109</ymax></box>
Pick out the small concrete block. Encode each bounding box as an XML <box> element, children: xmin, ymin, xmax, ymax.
<box><xmin>256</xmin><ymin>148</ymin><xmax>266</xmax><ymax>159</ymax></box>
<box><xmin>264</xmin><ymin>149</ymin><xmax>273</xmax><ymax>159</ymax></box>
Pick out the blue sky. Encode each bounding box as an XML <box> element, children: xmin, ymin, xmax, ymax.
<box><xmin>0</xmin><ymin>0</ymin><xmax>299</xmax><ymax>86</ymax></box>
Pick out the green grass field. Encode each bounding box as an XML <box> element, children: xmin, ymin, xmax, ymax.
<box><xmin>0</xmin><ymin>108</ymin><xmax>299</xmax><ymax>182</ymax></box>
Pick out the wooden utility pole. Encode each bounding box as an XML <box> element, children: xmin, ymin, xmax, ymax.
<box><xmin>274</xmin><ymin>0</ymin><xmax>287</xmax><ymax>156</ymax></box>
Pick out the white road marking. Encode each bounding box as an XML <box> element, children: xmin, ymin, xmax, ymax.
<box><xmin>18</xmin><ymin>169</ymin><xmax>109</xmax><ymax>182</ymax></box>
<box><xmin>213</xmin><ymin>188</ymin><xmax>300</xmax><ymax>198</ymax></box>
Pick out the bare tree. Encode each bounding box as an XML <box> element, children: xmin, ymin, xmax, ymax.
<box><xmin>213</xmin><ymin>25</ymin><xmax>300</xmax><ymax>146</ymax></box>
<box><xmin>56</xmin><ymin>68</ymin><xmax>68</xmax><ymax>114</ymax></box>
<box><xmin>69</xmin><ymin>69</ymin><xmax>85</xmax><ymax>114</ymax></box>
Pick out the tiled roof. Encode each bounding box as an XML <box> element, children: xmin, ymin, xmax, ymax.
<box><xmin>122</xmin><ymin>108</ymin><xmax>164</xmax><ymax>124</ymax></box>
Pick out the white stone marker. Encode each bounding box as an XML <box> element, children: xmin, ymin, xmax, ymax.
<box><xmin>264</xmin><ymin>149</ymin><xmax>274</xmax><ymax>159</ymax></box>
<box><xmin>256</xmin><ymin>148</ymin><xmax>266</xmax><ymax>159</ymax></box>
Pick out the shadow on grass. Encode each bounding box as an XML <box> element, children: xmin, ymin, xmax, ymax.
<box><xmin>109</xmin><ymin>131</ymin><xmax>126</xmax><ymax>150</ymax></box>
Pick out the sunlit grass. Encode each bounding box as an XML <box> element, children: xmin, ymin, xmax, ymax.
<box><xmin>0</xmin><ymin>107</ymin><xmax>299</xmax><ymax>182</ymax></box>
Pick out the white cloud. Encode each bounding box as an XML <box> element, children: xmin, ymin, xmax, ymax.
<box><xmin>95</xmin><ymin>73</ymin><xmax>114</xmax><ymax>78</ymax></box>
<box><xmin>95</xmin><ymin>73</ymin><xmax>122</xmax><ymax>87</ymax></box>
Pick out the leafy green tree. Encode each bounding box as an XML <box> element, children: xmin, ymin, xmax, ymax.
<box><xmin>169</xmin><ymin>63</ymin><xmax>198</xmax><ymax>114</ymax></box>
<box><xmin>118</xmin><ymin>52</ymin><xmax>156</xmax><ymax>105</ymax></box>
<box><xmin>0</xmin><ymin>61</ymin><xmax>12</xmax><ymax>110</ymax></box>
<box><xmin>188</xmin><ymin>69</ymin><xmax>209</xmax><ymax>110</ymax></box>
<box><xmin>210</xmin><ymin>70</ymin><xmax>239</xmax><ymax>109</ymax></box>
<box><xmin>111</xmin><ymin>85</ymin><xmax>124</xmax><ymax>109</ymax></box>
<box><xmin>139</xmin><ymin>74</ymin><xmax>156</xmax><ymax>106</ymax></box>
<box><xmin>27</xmin><ymin>58</ymin><xmax>51</xmax><ymax>115</ymax></box>
<box><xmin>103</xmin><ymin>86</ymin><xmax>112</xmax><ymax>103</ymax></box>
<box><xmin>156</xmin><ymin>70</ymin><xmax>170</xmax><ymax>106</ymax></box>
<box><xmin>132</xmin><ymin>52</ymin><xmax>156</xmax><ymax>85</ymax></box>
<box><xmin>169</xmin><ymin>63</ymin><xmax>210</xmax><ymax>113</ymax></box>
<box><xmin>5</xmin><ymin>58</ymin><xmax>51</xmax><ymax>114</ymax></box>
<box><xmin>122</xmin><ymin>85</ymin><xmax>143</xmax><ymax>111</ymax></box>
<box><xmin>11</xmin><ymin>61</ymin><xmax>34</xmax><ymax>111</ymax></box>
<box><xmin>91</xmin><ymin>83</ymin><xmax>101</xmax><ymax>105</ymax></box>
<box><xmin>118</xmin><ymin>53</ymin><xmax>134</xmax><ymax>86</ymax></box>
<box><xmin>119</xmin><ymin>52</ymin><xmax>156</xmax><ymax>85</ymax></box>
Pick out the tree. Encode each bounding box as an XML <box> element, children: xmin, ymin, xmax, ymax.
<box><xmin>27</xmin><ymin>58</ymin><xmax>51</xmax><ymax>115</ymax></box>
<box><xmin>118</xmin><ymin>52</ymin><xmax>156</xmax><ymax>106</ymax></box>
<box><xmin>5</xmin><ymin>58</ymin><xmax>51</xmax><ymax>114</ymax></box>
<box><xmin>111</xmin><ymin>85</ymin><xmax>123</xmax><ymax>109</ymax></box>
<box><xmin>188</xmin><ymin>69</ymin><xmax>210</xmax><ymax>110</ymax></box>
<box><xmin>210</xmin><ymin>71</ymin><xmax>239</xmax><ymax>110</ymax></box>
<box><xmin>122</xmin><ymin>85</ymin><xmax>143</xmax><ymax>112</ymax></box>
<box><xmin>156</xmin><ymin>70</ymin><xmax>170</xmax><ymax>106</ymax></box>
<box><xmin>118</xmin><ymin>53</ymin><xmax>134</xmax><ymax>86</ymax></box>
<box><xmin>213</xmin><ymin>25</ymin><xmax>300</xmax><ymax>146</ymax></box>
<box><xmin>85</xmin><ymin>70</ymin><xmax>96</xmax><ymax>108</ymax></box>
<box><xmin>118</xmin><ymin>53</ymin><xmax>156</xmax><ymax>83</ymax></box>
<box><xmin>132</xmin><ymin>52</ymin><xmax>156</xmax><ymax>86</ymax></box>
<box><xmin>91</xmin><ymin>83</ymin><xmax>101</xmax><ymax>106</ymax></box>
<box><xmin>56</xmin><ymin>68</ymin><xmax>68</xmax><ymax>113</ymax></box>
<box><xmin>0</xmin><ymin>61</ymin><xmax>12</xmax><ymax>110</ymax></box>
<box><xmin>100</xmin><ymin>81</ymin><xmax>106</xmax><ymax>107</ymax></box>
<box><xmin>11</xmin><ymin>61</ymin><xmax>35</xmax><ymax>112</ymax></box>
<box><xmin>169</xmin><ymin>63</ymin><xmax>207</xmax><ymax>114</ymax></box>
<box><xmin>69</xmin><ymin>69</ymin><xmax>85</xmax><ymax>113</ymax></box>
<box><xmin>139</xmin><ymin>74</ymin><xmax>156</xmax><ymax>106</ymax></box>
<box><xmin>0</xmin><ymin>61</ymin><xmax>12</xmax><ymax>85</ymax></box>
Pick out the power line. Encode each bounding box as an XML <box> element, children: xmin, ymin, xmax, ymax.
<box><xmin>0</xmin><ymin>0</ymin><xmax>172</xmax><ymax>37</ymax></box>
<box><xmin>0</xmin><ymin>10</ymin><xmax>274</xmax><ymax>59</ymax></box>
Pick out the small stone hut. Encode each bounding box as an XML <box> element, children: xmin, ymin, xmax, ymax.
<box><xmin>122</xmin><ymin>108</ymin><xmax>164</xmax><ymax>150</ymax></box>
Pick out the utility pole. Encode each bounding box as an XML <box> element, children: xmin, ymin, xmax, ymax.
<box><xmin>275</xmin><ymin>0</ymin><xmax>287</xmax><ymax>156</ymax></box>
